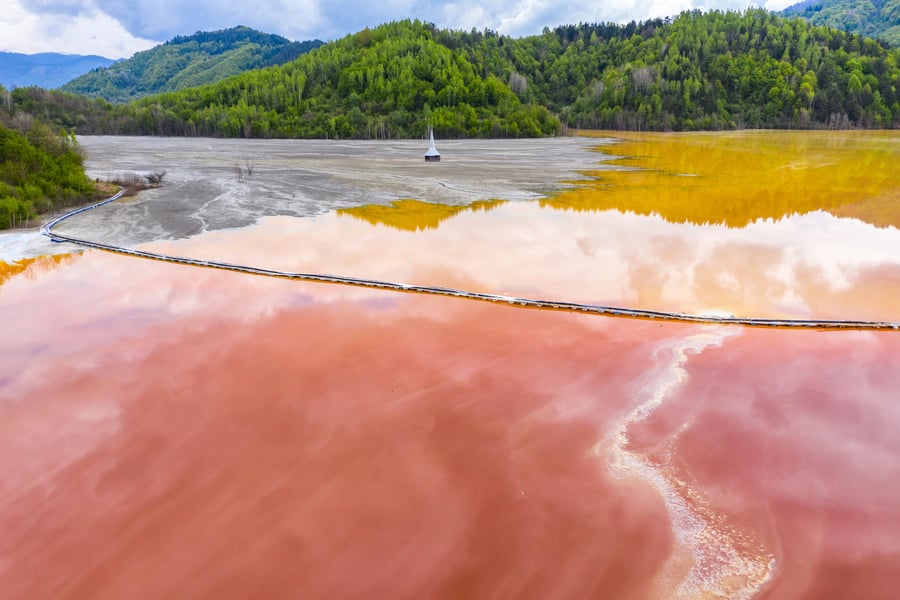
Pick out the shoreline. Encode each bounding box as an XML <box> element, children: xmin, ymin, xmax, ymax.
<box><xmin>3</xmin><ymin>136</ymin><xmax>613</xmax><ymax>262</ymax></box>
<box><xmin>0</xmin><ymin>183</ymin><xmax>123</xmax><ymax>262</ymax></box>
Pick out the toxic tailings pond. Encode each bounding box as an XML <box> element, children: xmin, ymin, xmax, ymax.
<box><xmin>1</xmin><ymin>132</ymin><xmax>899</xmax><ymax>599</ymax></box>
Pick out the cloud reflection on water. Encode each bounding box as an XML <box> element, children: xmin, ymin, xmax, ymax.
<box><xmin>147</xmin><ymin>200</ymin><xmax>900</xmax><ymax>323</ymax></box>
<box><xmin>1</xmin><ymin>131</ymin><xmax>899</xmax><ymax>598</ymax></box>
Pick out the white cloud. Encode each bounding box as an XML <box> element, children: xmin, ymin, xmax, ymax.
<box><xmin>763</xmin><ymin>0</ymin><xmax>798</xmax><ymax>10</ymax></box>
<box><xmin>2</xmin><ymin>0</ymin><xmax>793</xmax><ymax>56</ymax></box>
<box><xmin>418</xmin><ymin>0</ymin><xmax>772</xmax><ymax>37</ymax></box>
<box><xmin>89</xmin><ymin>0</ymin><xmax>328</xmax><ymax>43</ymax></box>
<box><xmin>1</xmin><ymin>0</ymin><xmax>158</xmax><ymax>57</ymax></box>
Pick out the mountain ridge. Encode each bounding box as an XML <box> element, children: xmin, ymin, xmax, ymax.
<box><xmin>0</xmin><ymin>52</ymin><xmax>116</xmax><ymax>89</ymax></box>
<box><xmin>59</xmin><ymin>25</ymin><xmax>323</xmax><ymax>103</ymax></box>
<box><xmin>4</xmin><ymin>10</ymin><xmax>899</xmax><ymax>136</ymax></box>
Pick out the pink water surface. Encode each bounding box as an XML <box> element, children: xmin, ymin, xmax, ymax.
<box><xmin>1</xmin><ymin>214</ymin><xmax>900</xmax><ymax>598</ymax></box>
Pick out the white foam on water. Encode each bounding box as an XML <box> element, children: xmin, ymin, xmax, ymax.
<box><xmin>601</xmin><ymin>327</ymin><xmax>776</xmax><ymax>599</ymax></box>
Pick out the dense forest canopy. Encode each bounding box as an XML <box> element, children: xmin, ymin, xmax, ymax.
<box><xmin>7</xmin><ymin>10</ymin><xmax>900</xmax><ymax>137</ymax></box>
<box><xmin>0</xmin><ymin>92</ymin><xmax>97</xmax><ymax>229</ymax></box>
<box><xmin>782</xmin><ymin>0</ymin><xmax>900</xmax><ymax>47</ymax></box>
<box><xmin>59</xmin><ymin>26</ymin><xmax>324</xmax><ymax>103</ymax></box>
<box><xmin>543</xmin><ymin>9</ymin><xmax>900</xmax><ymax>130</ymax></box>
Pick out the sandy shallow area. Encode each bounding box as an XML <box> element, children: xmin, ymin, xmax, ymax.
<box><xmin>0</xmin><ymin>136</ymin><xmax>611</xmax><ymax>261</ymax></box>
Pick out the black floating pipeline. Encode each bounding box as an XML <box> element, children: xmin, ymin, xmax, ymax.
<box><xmin>41</xmin><ymin>192</ymin><xmax>900</xmax><ymax>332</ymax></box>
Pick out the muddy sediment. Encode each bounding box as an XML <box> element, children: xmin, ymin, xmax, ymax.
<box><xmin>1</xmin><ymin>136</ymin><xmax>610</xmax><ymax>261</ymax></box>
<box><xmin>79</xmin><ymin>136</ymin><xmax>608</xmax><ymax>241</ymax></box>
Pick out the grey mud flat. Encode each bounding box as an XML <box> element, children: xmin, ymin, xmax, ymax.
<box><xmin>71</xmin><ymin>136</ymin><xmax>614</xmax><ymax>245</ymax></box>
<box><xmin>2</xmin><ymin>136</ymin><xmax>615</xmax><ymax>260</ymax></box>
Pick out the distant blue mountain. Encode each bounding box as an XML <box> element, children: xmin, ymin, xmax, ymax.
<box><xmin>0</xmin><ymin>52</ymin><xmax>116</xmax><ymax>89</ymax></box>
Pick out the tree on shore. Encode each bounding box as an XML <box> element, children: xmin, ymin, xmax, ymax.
<box><xmin>0</xmin><ymin>96</ymin><xmax>96</xmax><ymax>230</ymax></box>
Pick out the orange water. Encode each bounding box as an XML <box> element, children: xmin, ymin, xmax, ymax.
<box><xmin>1</xmin><ymin>131</ymin><xmax>899</xmax><ymax>599</ymax></box>
<box><xmin>560</xmin><ymin>130</ymin><xmax>900</xmax><ymax>228</ymax></box>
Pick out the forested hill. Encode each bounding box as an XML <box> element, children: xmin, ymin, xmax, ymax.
<box><xmin>141</xmin><ymin>20</ymin><xmax>560</xmax><ymax>137</ymax></box>
<box><xmin>541</xmin><ymin>9</ymin><xmax>898</xmax><ymax>130</ymax></box>
<box><xmin>0</xmin><ymin>114</ymin><xmax>96</xmax><ymax>230</ymax></box>
<box><xmin>59</xmin><ymin>26</ymin><xmax>323</xmax><ymax>103</ymax></box>
<box><xmin>10</xmin><ymin>10</ymin><xmax>900</xmax><ymax>136</ymax></box>
<box><xmin>782</xmin><ymin>0</ymin><xmax>900</xmax><ymax>46</ymax></box>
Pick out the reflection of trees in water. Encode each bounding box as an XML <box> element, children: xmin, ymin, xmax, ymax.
<box><xmin>0</xmin><ymin>254</ymin><xmax>73</xmax><ymax>288</ymax></box>
<box><xmin>338</xmin><ymin>199</ymin><xmax>505</xmax><ymax>232</ymax></box>
<box><xmin>543</xmin><ymin>131</ymin><xmax>900</xmax><ymax>229</ymax></box>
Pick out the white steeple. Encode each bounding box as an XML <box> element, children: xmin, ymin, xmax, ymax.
<box><xmin>425</xmin><ymin>127</ymin><xmax>440</xmax><ymax>161</ymax></box>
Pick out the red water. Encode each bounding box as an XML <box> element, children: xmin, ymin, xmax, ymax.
<box><xmin>2</xmin><ymin>207</ymin><xmax>900</xmax><ymax>598</ymax></box>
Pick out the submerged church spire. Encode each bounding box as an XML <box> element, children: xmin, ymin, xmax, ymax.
<box><xmin>425</xmin><ymin>127</ymin><xmax>440</xmax><ymax>162</ymax></box>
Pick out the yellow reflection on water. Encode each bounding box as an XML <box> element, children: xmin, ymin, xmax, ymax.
<box><xmin>318</xmin><ymin>131</ymin><xmax>900</xmax><ymax>322</ymax></box>
<box><xmin>0</xmin><ymin>255</ymin><xmax>73</xmax><ymax>288</ymax></box>
<box><xmin>338</xmin><ymin>199</ymin><xmax>505</xmax><ymax>232</ymax></box>
<box><xmin>546</xmin><ymin>131</ymin><xmax>900</xmax><ymax>228</ymax></box>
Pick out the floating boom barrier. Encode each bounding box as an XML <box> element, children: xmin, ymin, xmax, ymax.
<box><xmin>41</xmin><ymin>192</ymin><xmax>900</xmax><ymax>331</ymax></box>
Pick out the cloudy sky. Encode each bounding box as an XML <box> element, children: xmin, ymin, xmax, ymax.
<box><xmin>3</xmin><ymin>0</ymin><xmax>795</xmax><ymax>58</ymax></box>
